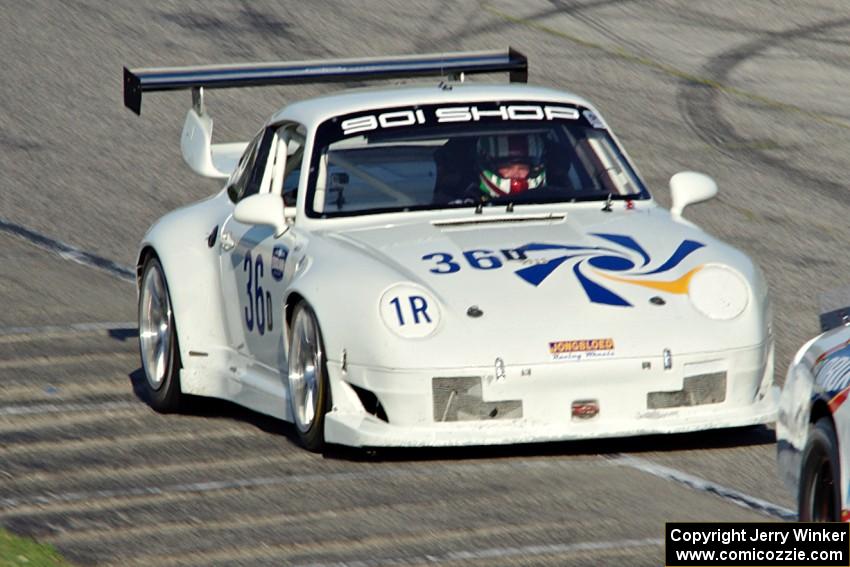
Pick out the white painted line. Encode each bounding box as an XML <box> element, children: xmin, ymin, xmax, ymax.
<box><xmin>613</xmin><ymin>454</ymin><xmax>796</xmax><ymax>520</ymax></box>
<box><xmin>0</xmin><ymin>400</ymin><xmax>139</xmax><ymax>417</ymax></box>
<box><xmin>0</xmin><ymin>458</ymin><xmax>613</xmax><ymax>510</ymax></box>
<box><xmin>0</xmin><ymin>322</ymin><xmax>137</xmax><ymax>337</ymax></box>
<box><xmin>291</xmin><ymin>538</ymin><xmax>663</xmax><ymax>567</ymax></box>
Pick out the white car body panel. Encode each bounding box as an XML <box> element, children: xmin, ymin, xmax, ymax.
<box><xmin>136</xmin><ymin>82</ymin><xmax>777</xmax><ymax>447</ymax></box>
<box><xmin>777</xmin><ymin>325</ymin><xmax>850</xmax><ymax>520</ymax></box>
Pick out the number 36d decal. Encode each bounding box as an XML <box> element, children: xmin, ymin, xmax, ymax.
<box><xmin>243</xmin><ymin>251</ymin><xmax>273</xmax><ymax>335</ymax></box>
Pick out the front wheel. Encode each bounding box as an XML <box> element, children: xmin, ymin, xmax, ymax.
<box><xmin>138</xmin><ymin>256</ymin><xmax>184</xmax><ymax>413</ymax></box>
<box><xmin>798</xmin><ymin>417</ymin><xmax>842</xmax><ymax>521</ymax></box>
<box><xmin>287</xmin><ymin>302</ymin><xmax>331</xmax><ymax>452</ymax></box>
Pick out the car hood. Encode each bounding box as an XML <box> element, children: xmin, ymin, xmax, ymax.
<box><xmin>318</xmin><ymin>206</ymin><xmax>767</xmax><ymax>366</ymax></box>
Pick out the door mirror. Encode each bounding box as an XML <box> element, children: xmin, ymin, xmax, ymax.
<box><xmin>670</xmin><ymin>171</ymin><xmax>718</xmax><ymax>217</ymax></box>
<box><xmin>233</xmin><ymin>193</ymin><xmax>289</xmax><ymax>236</ymax></box>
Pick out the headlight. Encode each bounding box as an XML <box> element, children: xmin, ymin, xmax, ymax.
<box><xmin>379</xmin><ymin>284</ymin><xmax>441</xmax><ymax>338</ymax></box>
<box><xmin>688</xmin><ymin>265</ymin><xmax>749</xmax><ymax>320</ymax></box>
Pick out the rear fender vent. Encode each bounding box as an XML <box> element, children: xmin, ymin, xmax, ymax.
<box><xmin>350</xmin><ymin>384</ymin><xmax>389</xmax><ymax>422</ymax></box>
<box><xmin>647</xmin><ymin>372</ymin><xmax>727</xmax><ymax>409</ymax></box>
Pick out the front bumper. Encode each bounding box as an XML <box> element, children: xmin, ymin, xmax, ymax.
<box><xmin>325</xmin><ymin>342</ymin><xmax>777</xmax><ymax>447</ymax></box>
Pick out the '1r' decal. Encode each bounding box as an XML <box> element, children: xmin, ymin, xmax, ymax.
<box><xmin>380</xmin><ymin>284</ymin><xmax>440</xmax><ymax>338</ymax></box>
<box><xmin>389</xmin><ymin>295</ymin><xmax>432</xmax><ymax>326</ymax></box>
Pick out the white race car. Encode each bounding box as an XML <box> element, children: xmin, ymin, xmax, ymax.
<box><xmin>125</xmin><ymin>49</ymin><xmax>777</xmax><ymax>451</ymax></box>
<box><xmin>778</xmin><ymin>306</ymin><xmax>850</xmax><ymax>521</ymax></box>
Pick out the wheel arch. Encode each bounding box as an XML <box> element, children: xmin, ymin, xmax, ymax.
<box><xmin>136</xmin><ymin>245</ymin><xmax>157</xmax><ymax>288</ymax></box>
<box><xmin>282</xmin><ymin>290</ymin><xmax>306</xmax><ymax>360</ymax></box>
<box><xmin>284</xmin><ymin>290</ymin><xmax>306</xmax><ymax>329</ymax></box>
<box><xmin>811</xmin><ymin>398</ymin><xmax>850</xmax><ymax>519</ymax></box>
<box><xmin>137</xmin><ymin>249</ymin><xmax>186</xmax><ymax>412</ymax></box>
<box><xmin>799</xmin><ymin>410</ymin><xmax>843</xmax><ymax>521</ymax></box>
<box><xmin>282</xmin><ymin>285</ymin><xmax>354</xmax><ymax>367</ymax></box>
<box><xmin>809</xmin><ymin>397</ymin><xmax>841</xmax><ymax>503</ymax></box>
<box><xmin>281</xmin><ymin>289</ymin><xmax>348</xmax><ymax>367</ymax></box>
<box><xmin>810</xmin><ymin>399</ymin><xmax>834</xmax><ymax>428</ymax></box>
<box><xmin>137</xmin><ymin>198</ymin><xmax>234</xmax><ymax>365</ymax></box>
<box><xmin>800</xmin><ymin>397</ymin><xmax>850</xmax><ymax>521</ymax></box>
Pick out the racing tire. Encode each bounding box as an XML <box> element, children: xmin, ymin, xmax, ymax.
<box><xmin>287</xmin><ymin>301</ymin><xmax>331</xmax><ymax>452</ymax></box>
<box><xmin>138</xmin><ymin>256</ymin><xmax>184</xmax><ymax>413</ymax></box>
<box><xmin>798</xmin><ymin>417</ymin><xmax>841</xmax><ymax>522</ymax></box>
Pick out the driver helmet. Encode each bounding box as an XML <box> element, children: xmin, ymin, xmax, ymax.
<box><xmin>477</xmin><ymin>133</ymin><xmax>546</xmax><ymax>197</ymax></box>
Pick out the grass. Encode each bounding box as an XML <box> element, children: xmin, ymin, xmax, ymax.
<box><xmin>0</xmin><ymin>529</ymin><xmax>72</xmax><ymax>567</ymax></box>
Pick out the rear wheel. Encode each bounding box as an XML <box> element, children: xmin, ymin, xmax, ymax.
<box><xmin>138</xmin><ymin>256</ymin><xmax>184</xmax><ymax>412</ymax></box>
<box><xmin>287</xmin><ymin>302</ymin><xmax>331</xmax><ymax>452</ymax></box>
<box><xmin>798</xmin><ymin>417</ymin><xmax>841</xmax><ymax>521</ymax></box>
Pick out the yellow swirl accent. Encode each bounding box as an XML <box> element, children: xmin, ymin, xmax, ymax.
<box><xmin>594</xmin><ymin>266</ymin><xmax>704</xmax><ymax>294</ymax></box>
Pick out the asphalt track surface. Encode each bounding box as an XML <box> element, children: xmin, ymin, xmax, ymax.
<box><xmin>2</xmin><ymin>1</ymin><xmax>849</xmax><ymax>565</ymax></box>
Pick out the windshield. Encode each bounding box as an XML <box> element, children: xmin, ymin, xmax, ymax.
<box><xmin>306</xmin><ymin>101</ymin><xmax>649</xmax><ymax>218</ymax></box>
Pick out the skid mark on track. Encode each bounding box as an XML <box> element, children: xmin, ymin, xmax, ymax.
<box><xmin>482</xmin><ymin>5</ymin><xmax>850</xmax><ymax>131</ymax></box>
<box><xmin>0</xmin><ymin>399</ymin><xmax>139</xmax><ymax>417</ymax></box>
<box><xmin>3</xmin><ymin>452</ymin><xmax>793</xmax><ymax>521</ymax></box>
<box><xmin>1</xmin><ymin>367</ymin><xmax>134</xmax><ymax>385</ymax></box>
<box><xmin>0</xmin><ymin>321</ymin><xmax>137</xmax><ymax>340</ymax></box>
<box><xmin>0</xmin><ymin>403</ymin><xmax>147</xmax><ymax>435</ymax></box>
<box><xmin>46</xmin><ymin>494</ymin><xmax>610</xmax><ymax>544</ymax></box>
<box><xmin>107</xmin><ymin>521</ymin><xmax>641</xmax><ymax>567</ymax></box>
<box><xmin>0</xmin><ymin>458</ymin><xmax>613</xmax><ymax>512</ymax></box>
<box><xmin>613</xmin><ymin>454</ymin><xmax>795</xmax><ymax>520</ymax></box>
<box><xmin>675</xmin><ymin>14</ymin><xmax>850</xmax><ymax>207</ymax></box>
<box><xmin>8</xmin><ymin>452</ymin><xmax>315</xmax><ymax>492</ymax></box>
<box><xmin>287</xmin><ymin>537</ymin><xmax>662</xmax><ymax>567</ymax></box>
<box><xmin>0</xmin><ymin>351</ymin><xmax>136</xmax><ymax>370</ymax></box>
<box><xmin>0</xmin><ymin>381</ymin><xmax>133</xmax><ymax>403</ymax></box>
<box><xmin>2</xmin><ymin>487</ymin><xmax>222</xmax><ymax>519</ymax></box>
<box><xmin>0</xmin><ymin>217</ymin><xmax>134</xmax><ymax>282</ymax></box>
<box><xmin>547</xmin><ymin>0</ymin><xmax>657</xmax><ymax>61</ymax></box>
<box><xmin>0</xmin><ymin>425</ymin><xmax>259</xmax><ymax>460</ymax></box>
<box><xmin>0</xmin><ymin>471</ymin><xmax>293</xmax><ymax>514</ymax></box>
<box><xmin>485</xmin><ymin>5</ymin><xmax>850</xmax><ymax>215</ymax></box>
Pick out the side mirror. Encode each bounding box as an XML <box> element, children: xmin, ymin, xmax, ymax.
<box><xmin>233</xmin><ymin>193</ymin><xmax>289</xmax><ymax>236</ymax></box>
<box><xmin>670</xmin><ymin>171</ymin><xmax>718</xmax><ymax>217</ymax></box>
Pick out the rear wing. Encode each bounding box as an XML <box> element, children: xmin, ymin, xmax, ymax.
<box><xmin>123</xmin><ymin>49</ymin><xmax>528</xmax><ymax>179</ymax></box>
<box><xmin>123</xmin><ymin>49</ymin><xmax>527</xmax><ymax>115</ymax></box>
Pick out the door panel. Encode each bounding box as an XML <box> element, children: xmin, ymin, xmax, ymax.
<box><xmin>217</xmin><ymin>120</ymin><xmax>307</xmax><ymax>404</ymax></box>
<box><xmin>219</xmin><ymin>218</ymin><xmax>295</xmax><ymax>394</ymax></box>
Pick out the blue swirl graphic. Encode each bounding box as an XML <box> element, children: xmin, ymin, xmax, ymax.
<box><xmin>512</xmin><ymin>235</ymin><xmax>705</xmax><ymax>307</ymax></box>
